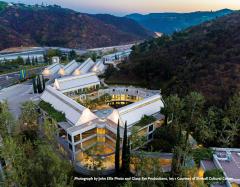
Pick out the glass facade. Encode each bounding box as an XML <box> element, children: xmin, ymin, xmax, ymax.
<box><xmin>82</xmin><ymin>128</ymin><xmax>97</xmax><ymax>139</ymax></box>
<box><xmin>74</xmin><ymin>134</ymin><xmax>81</xmax><ymax>142</ymax></box>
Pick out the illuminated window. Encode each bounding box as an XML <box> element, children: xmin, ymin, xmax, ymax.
<box><xmin>97</xmin><ymin>136</ymin><xmax>105</xmax><ymax>143</ymax></box>
<box><xmin>106</xmin><ymin>129</ymin><xmax>116</xmax><ymax>140</ymax></box>
<box><xmin>74</xmin><ymin>134</ymin><xmax>81</xmax><ymax>142</ymax></box>
<box><xmin>97</xmin><ymin>128</ymin><xmax>105</xmax><ymax>135</ymax></box>
<box><xmin>82</xmin><ymin>128</ymin><xmax>97</xmax><ymax>139</ymax></box>
<box><xmin>75</xmin><ymin>144</ymin><xmax>81</xmax><ymax>152</ymax></box>
<box><xmin>82</xmin><ymin>137</ymin><xmax>97</xmax><ymax>149</ymax></box>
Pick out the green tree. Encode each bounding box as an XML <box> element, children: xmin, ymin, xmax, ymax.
<box><xmin>122</xmin><ymin>121</ymin><xmax>128</xmax><ymax>173</ymax></box>
<box><xmin>16</xmin><ymin>56</ymin><xmax>24</xmax><ymax>65</ymax></box>
<box><xmin>0</xmin><ymin>137</ymin><xmax>28</xmax><ymax>187</ymax></box>
<box><xmin>69</xmin><ymin>50</ymin><xmax>77</xmax><ymax>60</ymax></box>
<box><xmin>183</xmin><ymin>92</ymin><xmax>205</xmax><ymax>142</ymax></box>
<box><xmin>0</xmin><ymin>101</ymin><xmax>15</xmax><ymax>137</ymax></box>
<box><xmin>227</xmin><ymin>92</ymin><xmax>240</xmax><ymax>128</ymax></box>
<box><xmin>115</xmin><ymin>120</ymin><xmax>120</xmax><ymax>172</ymax></box>
<box><xmin>20</xmin><ymin>101</ymin><xmax>38</xmax><ymax>127</ymax></box>
<box><xmin>218</xmin><ymin>117</ymin><xmax>237</xmax><ymax>147</ymax></box>
<box><xmin>32</xmin><ymin>78</ymin><xmax>38</xmax><ymax>93</ymax></box>
<box><xmin>26</xmin><ymin>56</ymin><xmax>31</xmax><ymax>65</ymax></box>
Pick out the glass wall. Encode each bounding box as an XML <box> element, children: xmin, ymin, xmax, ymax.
<box><xmin>74</xmin><ymin>134</ymin><xmax>81</xmax><ymax>143</ymax></box>
<box><xmin>106</xmin><ymin>129</ymin><xmax>116</xmax><ymax>140</ymax></box>
<box><xmin>82</xmin><ymin>128</ymin><xmax>97</xmax><ymax>139</ymax></box>
<box><xmin>82</xmin><ymin>136</ymin><xmax>97</xmax><ymax>149</ymax></box>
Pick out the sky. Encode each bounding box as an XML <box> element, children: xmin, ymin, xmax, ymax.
<box><xmin>3</xmin><ymin>0</ymin><xmax>240</xmax><ymax>16</ymax></box>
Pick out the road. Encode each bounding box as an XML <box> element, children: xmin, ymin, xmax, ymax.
<box><xmin>0</xmin><ymin>82</ymin><xmax>40</xmax><ymax>119</ymax></box>
<box><xmin>0</xmin><ymin>66</ymin><xmax>45</xmax><ymax>90</ymax></box>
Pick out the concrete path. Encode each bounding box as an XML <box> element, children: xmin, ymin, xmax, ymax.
<box><xmin>0</xmin><ymin>82</ymin><xmax>41</xmax><ymax>119</ymax></box>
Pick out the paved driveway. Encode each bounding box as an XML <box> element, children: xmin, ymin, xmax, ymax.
<box><xmin>0</xmin><ymin>82</ymin><xmax>40</xmax><ymax>119</ymax></box>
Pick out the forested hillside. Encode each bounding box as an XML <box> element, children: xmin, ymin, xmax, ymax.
<box><xmin>0</xmin><ymin>2</ymin><xmax>153</xmax><ymax>50</ymax></box>
<box><xmin>106</xmin><ymin>12</ymin><xmax>240</xmax><ymax>106</ymax></box>
<box><xmin>126</xmin><ymin>9</ymin><xmax>233</xmax><ymax>34</ymax></box>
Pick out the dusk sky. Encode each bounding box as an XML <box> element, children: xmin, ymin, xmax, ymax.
<box><xmin>4</xmin><ymin>0</ymin><xmax>240</xmax><ymax>15</ymax></box>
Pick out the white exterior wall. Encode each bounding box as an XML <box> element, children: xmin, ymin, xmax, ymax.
<box><xmin>107</xmin><ymin>94</ymin><xmax>164</xmax><ymax>127</ymax></box>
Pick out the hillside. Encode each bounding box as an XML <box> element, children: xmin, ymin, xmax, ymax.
<box><xmin>0</xmin><ymin>3</ymin><xmax>153</xmax><ymax>50</ymax></box>
<box><xmin>106</xmin><ymin>12</ymin><xmax>240</xmax><ymax>106</ymax></box>
<box><xmin>126</xmin><ymin>9</ymin><xmax>233</xmax><ymax>34</ymax></box>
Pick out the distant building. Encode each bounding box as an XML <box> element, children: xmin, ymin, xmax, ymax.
<box><xmin>52</xmin><ymin>56</ymin><xmax>60</xmax><ymax>64</ymax></box>
<box><xmin>58</xmin><ymin>60</ymin><xmax>79</xmax><ymax>76</ymax></box>
<box><xmin>91</xmin><ymin>59</ymin><xmax>106</xmax><ymax>75</ymax></box>
<box><xmin>199</xmin><ymin>148</ymin><xmax>240</xmax><ymax>187</ymax></box>
<box><xmin>72</xmin><ymin>58</ymin><xmax>95</xmax><ymax>76</ymax></box>
<box><xmin>42</xmin><ymin>62</ymin><xmax>63</xmax><ymax>79</ymax></box>
<box><xmin>103</xmin><ymin>49</ymin><xmax>132</xmax><ymax>66</ymax></box>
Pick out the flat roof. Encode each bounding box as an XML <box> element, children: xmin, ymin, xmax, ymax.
<box><xmin>201</xmin><ymin>160</ymin><xmax>217</xmax><ymax>171</ymax></box>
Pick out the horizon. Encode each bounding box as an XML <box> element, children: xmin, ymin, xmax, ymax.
<box><xmin>2</xmin><ymin>0</ymin><xmax>240</xmax><ymax>16</ymax></box>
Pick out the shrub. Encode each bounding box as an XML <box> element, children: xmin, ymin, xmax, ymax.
<box><xmin>192</xmin><ymin>148</ymin><xmax>213</xmax><ymax>165</ymax></box>
<box><xmin>204</xmin><ymin>169</ymin><xmax>225</xmax><ymax>186</ymax></box>
<box><xmin>39</xmin><ymin>101</ymin><xmax>66</xmax><ymax>122</ymax></box>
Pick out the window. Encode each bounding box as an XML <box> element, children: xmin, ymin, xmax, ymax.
<box><xmin>82</xmin><ymin>128</ymin><xmax>97</xmax><ymax>139</ymax></box>
<box><xmin>148</xmin><ymin>133</ymin><xmax>153</xmax><ymax>140</ymax></box>
<box><xmin>148</xmin><ymin>125</ymin><xmax>154</xmax><ymax>132</ymax></box>
<box><xmin>69</xmin><ymin>143</ymin><xmax>72</xmax><ymax>151</ymax></box>
<box><xmin>68</xmin><ymin>134</ymin><xmax>72</xmax><ymax>142</ymax></box>
<box><xmin>106</xmin><ymin>129</ymin><xmax>116</xmax><ymax>140</ymax></box>
<box><xmin>75</xmin><ymin>144</ymin><xmax>81</xmax><ymax>152</ymax></box>
<box><xmin>74</xmin><ymin>134</ymin><xmax>81</xmax><ymax>142</ymax></box>
<box><xmin>97</xmin><ymin>128</ymin><xmax>105</xmax><ymax>135</ymax></box>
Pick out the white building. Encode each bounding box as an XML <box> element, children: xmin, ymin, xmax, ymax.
<box><xmin>54</xmin><ymin>72</ymin><xmax>101</xmax><ymax>93</ymax></box>
<box><xmin>91</xmin><ymin>59</ymin><xmax>106</xmax><ymax>74</ymax></box>
<box><xmin>199</xmin><ymin>148</ymin><xmax>240</xmax><ymax>187</ymax></box>
<box><xmin>41</xmin><ymin>85</ymin><xmax>98</xmax><ymax>126</ymax></box>
<box><xmin>52</xmin><ymin>56</ymin><xmax>60</xmax><ymax>64</ymax></box>
<box><xmin>58</xmin><ymin>60</ymin><xmax>79</xmax><ymax>76</ymax></box>
<box><xmin>42</xmin><ymin>62</ymin><xmax>63</xmax><ymax>78</ymax></box>
<box><xmin>72</xmin><ymin>58</ymin><xmax>95</xmax><ymax>76</ymax></box>
<box><xmin>40</xmin><ymin>68</ymin><xmax>164</xmax><ymax>172</ymax></box>
<box><xmin>107</xmin><ymin>94</ymin><xmax>164</xmax><ymax>127</ymax></box>
<box><xmin>103</xmin><ymin>49</ymin><xmax>132</xmax><ymax>64</ymax></box>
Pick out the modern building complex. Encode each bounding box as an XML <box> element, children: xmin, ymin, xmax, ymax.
<box><xmin>40</xmin><ymin>49</ymin><xmax>163</xmax><ymax>172</ymax></box>
<box><xmin>40</xmin><ymin>73</ymin><xmax>164</xmax><ymax>172</ymax></box>
<box><xmin>199</xmin><ymin>148</ymin><xmax>240</xmax><ymax>187</ymax></box>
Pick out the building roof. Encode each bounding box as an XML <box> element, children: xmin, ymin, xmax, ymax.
<box><xmin>72</xmin><ymin>58</ymin><xmax>95</xmax><ymax>76</ymax></box>
<box><xmin>214</xmin><ymin>150</ymin><xmax>240</xmax><ymax>183</ymax></box>
<box><xmin>54</xmin><ymin>72</ymin><xmax>100</xmax><ymax>93</ymax></box>
<box><xmin>58</xmin><ymin>60</ymin><xmax>79</xmax><ymax>76</ymax></box>
<box><xmin>42</xmin><ymin>62</ymin><xmax>62</xmax><ymax>76</ymax></box>
<box><xmin>107</xmin><ymin>94</ymin><xmax>164</xmax><ymax>127</ymax></box>
<box><xmin>41</xmin><ymin>85</ymin><xmax>97</xmax><ymax>126</ymax></box>
<box><xmin>91</xmin><ymin>60</ymin><xmax>106</xmax><ymax>73</ymax></box>
<box><xmin>201</xmin><ymin>160</ymin><xmax>217</xmax><ymax>171</ymax></box>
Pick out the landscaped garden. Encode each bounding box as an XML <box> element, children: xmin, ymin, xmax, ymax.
<box><xmin>39</xmin><ymin>100</ymin><xmax>66</xmax><ymax>122</ymax></box>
